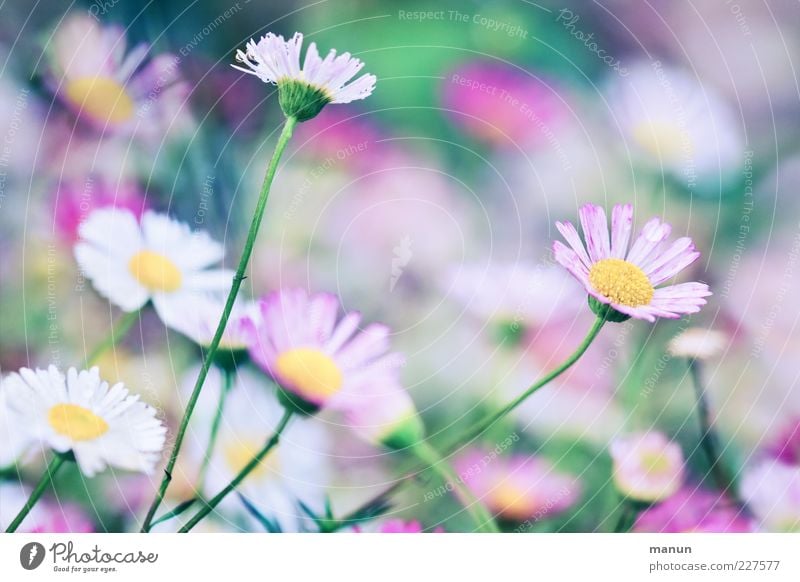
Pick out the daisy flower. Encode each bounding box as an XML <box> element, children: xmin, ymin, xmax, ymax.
<box><xmin>245</xmin><ymin>288</ymin><xmax>404</xmax><ymax>415</ymax></box>
<box><xmin>182</xmin><ymin>367</ymin><xmax>330</xmax><ymax>532</ymax></box>
<box><xmin>610</xmin><ymin>432</ymin><xmax>685</xmax><ymax>502</ymax></box>
<box><xmin>232</xmin><ymin>32</ymin><xmax>376</xmax><ymax>121</ymax></box>
<box><xmin>667</xmin><ymin>327</ymin><xmax>728</xmax><ymax>360</ymax></box>
<box><xmin>165</xmin><ymin>293</ymin><xmax>259</xmax><ymax>353</ymax></box>
<box><xmin>633</xmin><ymin>487</ymin><xmax>753</xmax><ymax>533</ymax></box>
<box><xmin>2</xmin><ymin>366</ymin><xmax>166</xmax><ymax>477</ymax></box>
<box><xmin>741</xmin><ymin>460</ymin><xmax>800</xmax><ymax>532</ymax></box>
<box><xmin>607</xmin><ymin>61</ymin><xmax>742</xmax><ymax>186</ymax></box>
<box><xmin>455</xmin><ymin>450</ymin><xmax>581</xmax><ymax>522</ymax></box>
<box><xmin>343</xmin><ymin>379</ymin><xmax>424</xmax><ymax>450</ymax></box>
<box><xmin>553</xmin><ymin>203</ymin><xmax>711</xmax><ymax>322</ymax></box>
<box><xmin>45</xmin><ymin>13</ymin><xmax>191</xmax><ymax>138</ymax></box>
<box><xmin>74</xmin><ymin>208</ymin><xmax>234</xmax><ymax>322</ymax></box>
<box><xmin>0</xmin><ymin>385</ymin><xmax>29</xmax><ymax>468</ymax></box>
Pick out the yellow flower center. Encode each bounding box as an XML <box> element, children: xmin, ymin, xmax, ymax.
<box><xmin>641</xmin><ymin>450</ymin><xmax>671</xmax><ymax>474</ymax></box>
<box><xmin>274</xmin><ymin>348</ymin><xmax>343</xmax><ymax>402</ymax></box>
<box><xmin>589</xmin><ymin>258</ymin><xmax>654</xmax><ymax>307</ymax></box>
<box><xmin>128</xmin><ymin>250</ymin><xmax>183</xmax><ymax>293</ymax></box>
<box><xmin>48</xmin><ymin>403</ymin><xmax>109</xmax><ymax>441</ymax></box>
<box><xmin>492</xmin><ymin>482</ymin><xmax>535</xmax><ymax>521</ymax></box>
<box><xmin>632</xmin><ymin>121</ymin><xmax>692</xmax><ymax>161</ymax></box>
<box><xmin>223</xmin><ymin>440</ymin><xmax>278</xmax><ymax>479</ymax></box>
<box><xmin>64</xmin><ymin>76</ymin><xmax>135</xmax><ymax>125</ymax></box>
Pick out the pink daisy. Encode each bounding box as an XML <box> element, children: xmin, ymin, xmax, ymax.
<box><xmin>553</xmin><ymin>203</ymin><xmax>711</xmax><ymax>322</ymax></box>
<box><xmin>633</xmin><ymin>487</ymin><xmax>753</xmax><ymax>533</ymax></box>
<box><xmin>245</xmin><ymin>288</ymin><xmax>404</xmax><ymax>414</ymax></box>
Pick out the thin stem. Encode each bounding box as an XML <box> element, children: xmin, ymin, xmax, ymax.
<box><xmin>613</xmin><ymin>495</ymin><xmax>638</xmax><ymax>533</ymax></box>
<box><xmin>85</xmin><ymin>308</ymin><xmax>141</xmax><ymax>367</ymax></box>
<box><xmin>179</xmin><ymin>409</ymin><xmax>294</xmax><ymax>533</ymax></box>
<box><xmin>5</xmin><ymin>454</ymin><xmax>66</xmax><ymax>533</ymax></box>
<box><xmin>197</xmin><ymin>368</ymin><xmax>234</xmax><ymax>491</ymax></box>
<box><xmin>447</xmin><ymin>315</ymin><xmax>606</xmax><ymax>450</ymax></box>
<box><xmin>688</xmin><ymin>360</ymin><xmax>735</xmax><ymax>495</ymax></box>
<box><xmin>328</xmin><ymin>315</ymin><xmax>608</xmax><ymax>525</ymax></box>
<box><xmin>141</xmin><ymin>116</ymin><xmax>298</xmax><ymax>532</ymax></box>
<box><xmin>412</xmin><ymin>441</ymin><xmax>499</xmax><ymax>533</ymax></box>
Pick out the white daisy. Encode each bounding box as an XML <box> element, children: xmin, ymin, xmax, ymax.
<box><xmin>233</xmin><ymin>32</ymin><xmax>376</xmax><ymax>121</ymax></box>
<box><xmin>667</xmin><ymin>327</ymin><xmax>728</xmax><ymax>360</ymax></box>
<box><xmin>74</xmin><ymin>208</ymin><xmax>234</xmax><ymax>322</ymax></box>
<box><xmin>164</xmin><ymin>293</ymin><xmax>259</xmax><ymax>352</ymax></box>
<box><xmin>182</xmin><ymin>367</ymin><xmax>330</xmax><ymax>532</ymax></box>
<box><xmin>0</xmin><ymin>385</ymin><xmax>29</xmax><ymax>468</ymax></box>
<box><xmin>2</xmin><ymin>366</ymin><xmax>166</xmax><ymax>477</ymax></box>
<box><xmin>608</xmin><ymin>61</ymin><xmax>742</xmax><ymax>185</ymax></box>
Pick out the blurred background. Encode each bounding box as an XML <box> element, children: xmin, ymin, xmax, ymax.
<box><xmin>1</xmin><ymin>0</ymin><xmax>799</xmax><ymax>532</ymax></box>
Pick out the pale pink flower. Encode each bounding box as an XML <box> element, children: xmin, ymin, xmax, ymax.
<box><xmin>610</xmin><ymin>432</ymin><xmax>684</xmax><ymax>502</ymax></box>
<box><xmin>553</xmin><ymin>203</ymin><xmax>711</xmax><ymax>321</ymax></box>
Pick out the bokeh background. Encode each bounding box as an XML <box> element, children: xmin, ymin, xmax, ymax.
<box><xmin>1</xmin><ymin>0</ymin><xmax>800</xmax><ymax>532</ymax></box>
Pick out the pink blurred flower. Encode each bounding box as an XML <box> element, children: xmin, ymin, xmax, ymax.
<box><xmin>45</xmin><ymin>13</ymin><xmax>192</xmax><ymax>140</ymax></box>
<box><xmin>52</xmin><ymin>178</ymin><xmax>147</xmax><ymax>242</ymax></box>
<box><xmin>742</xmin><ymin>460</ymin><xmax>800</xmax><ymax>532</ymax></box>
<box><xmin>634</xmin><ymin>488</ymin><xmax>753</xmax><ymax>533</ymax></box>
<box><xmin>610</xmin><ymin>432</ymin><xmax>684</xmax><ymax>502</ymax></box>
<box><xmin>766</xmin><ymin>419</ymin><xmax>800</xmax><ymax>465</ymax></box>
<box><xmin>455</xmin><ymin>449</ymin><xmax>580</xmax><ymax>522</ymax></box>
<box><xmin>442</xmin><ymin>60</ymin><xmax>567</xmax><ymax>147</ymax></box>
<box><xmin>377</xmin><ymin>519</ymin><xmax>428</xmax><ymax>533</ymax></box>
<box><xmin>1</xmin><ymin>482</ymin><xmax>94</xmax><ymax>532</ymax></box>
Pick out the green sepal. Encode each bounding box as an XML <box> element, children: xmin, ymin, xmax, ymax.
<box><xmin>276</xmin><ymin>386</ymin><xmax>321</xmax><ymax>417</ymax></box>
<box><xmin>278</xmin><ymin>80</ymin><xmax>331</xmax><ymax>122</ymax></box>
<box><xmin>588</xmin><ymin>296</ymin><xmax>631</xmax><ymax>323</ymax></box>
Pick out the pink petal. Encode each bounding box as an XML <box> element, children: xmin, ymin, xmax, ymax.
<box><xmin>626</xmin><ymin>217</ymin><xmax>672</xmax><ymax>267</ymax></box>
<box><xmin>556</xmin><ymin>221</ymin><xmax>592</xmax><ymax>268</ymax></box>
<box><xmin>579</xmin><ymin>204</ymin><xmax>611</xmax><ymax>262</ymax></box>
<box><xmin>610</xmin><ymin>204</ymin><xmax>634</xmax><ymax>259</ymax></box>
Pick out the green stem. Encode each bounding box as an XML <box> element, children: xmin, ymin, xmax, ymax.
<box><xmin>412</xmin><ymin>441</ymin><xmax>499</xmax><ymax>533</ymax></box>
<box><xmin>688</xmin><ymin>360</ymin><xmax>736</xmax><ymax>496</ymax></box>
<box><xmin>178</xmin><ymin>409</ymin><xmax>294</xmax><ymax>533</ymax></box>
<box><xmin>613</xmin><ymin>495</ymin><xmax>638</xmax><ymax>533</ymax></box>
<box><xmin>447</xmin><ymin>315</ymin><xmax>606</xmax><ymax>450</ymax></box>
<box><xmin>197</xmin><ymin>368</ymin><xmax>234</xmax><ymax>491</ymax></box>
<box><xmin>5</xmin><ymin>454</ymin><xmax>66</xmax><ymax>533</ymax></box>
<box><xmin>141</xmin><ymin>116</ymin><xmax>298</xmax><ymax>532</ymax></box>
<box><xmin>85</xmin><ymin>308</ymin><xmax>141</xmax><ymax>367</ymax></box>
<box><xmin>320</xmin><ymin>315</ymin><xmax>608</xmax><ymax>528</ymax></box>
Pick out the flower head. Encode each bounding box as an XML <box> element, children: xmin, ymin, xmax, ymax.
<box><xmin>74</xmin><ymin>208</ymin><xmax>234</xmax><ymax>321</ymax></box>
<box><xmin>246</xmin><ymin>289</ymin><xmax>404</xmax><ymax>415</ymax></box>
<box><xmin>742</xmin><ymin>460</ymin><xmax>800</xmax><ymax>532</ymax></box>
<box><xmin>633</xmin><ymin>487</ymin><xmax>753</xmax><ymax>532</ymax></box>
<box><xmin>668</xmin><ymin>327</ymin><xmax>728</xmax><ymax>360</ymax></box>
<box><xmin>455</xmin><ymin>450</ymin><xmax>581</xmax><ymax>522</ymax></box>
<box><xmin>184</xmin><ymin>366</ymin><xmax>330</xmax><ymax>532</ymax></box>
<box><xmin>2</xmin><ymin>366</ymin><xmax>166</xmax><ymax>477</ymax></box>
<box><xmin>343</xmin><ymin>379</ymin><xmax>424</xmax><ymax>450</ymax></box>
<box><xmin>610</xmin><ymin>432</ymin><xmax>684</xmax><ymax>502</ymax></box>
<box><xmin>46</xmin><ymin>13</ymin><xmax>191</xmax><ymax>138</ymax></box>
<box><xmin>608</xmin><ymin>62</ymin><xmax>742</xmax><ymax>185</ymax></box>
<box><xmin>553</xmin><ymin>203</ymin><xmax>711</xmax><ymax>322</ymax></box>
<box><xmin>0</xmin><ymin>385</ymin><xmax>28</xmax><ymax>468</ymax></box>
<box><xmin>233</xmin><ymin>32</ymin><xmax>376</xmax><ymax>121</ymax></box>
<box><xmin>165</xmin><ymin>294</ymin><xmax>259</xmax><ymax>367</ymax></box>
